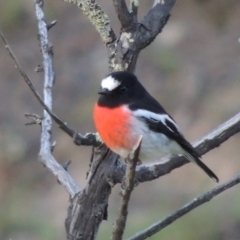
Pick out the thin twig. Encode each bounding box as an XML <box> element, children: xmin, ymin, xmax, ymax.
<box><xmin>128</xmin><ymin>173</ymin><xmax>240</xmax><ymax>240</ymax></box>
<box><xmin>47</xmin><ymin>20</ymin><xmax>57</xmax><ymax>30</ymax></box>
<box><xmin>111</xmin><ymin>136</ymin><xmax>143</xmax><ymax>240</ymax></box>
<box><xmin>0</xmin><ymin>29</ymin><xmax>101</xmax><ymax>147</ymax></box>
<box><xmin>25</xmin><ymin>113</ymin><xmax>43</xmax><ymax>125</ymax></box>
<box><xmin>0</xmin><ymin>29</ymin><xmax>64</xmax><ymax>130</ymax></box>
<box><xmin>0</xmin><ymin>29</ymin><xmax>47</xmax><ymax>110</ymax></box>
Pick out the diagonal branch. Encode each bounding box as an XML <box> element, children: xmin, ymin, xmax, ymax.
<box><xmin>0</xmin><ymin>29</ymin><xmax>101</xmax><ymax>147</ymax></box>
<box><xmin>63</xmin><ymin>0</ymin><xmax>116</xmax><ymax>50</ymax></box>
<box><xmin>128</xmin><ymin>173</ymin><xmax>240</xmax><ymax>240</ymax></box>
<box><xmin>111</xmin><ymin>136</ymin><xmax>142</xmax><ymax>240</ymax></box>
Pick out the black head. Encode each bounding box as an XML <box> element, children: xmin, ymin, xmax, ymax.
<box><xmin>98</xmin><ymin>71</ymin><xmax>146</xmax><ymax>108</ymax></box>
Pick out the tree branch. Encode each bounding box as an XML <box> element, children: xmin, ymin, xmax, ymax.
<box><xmin>65</xmin><ymin>146</ymin><xmax>119</xmax><ymax>240</ymax></box>
<box><xmin>111</xmin><ymin>136</ymin><xmax>142</xmax><ymax>240</ymax></box>
<box><xmin>139</xmin><ymin>0</ymin><xmax>176</xmax><ymax>49</ymax></box>
<box><xmin>112</xmin><ymin>0</ymin><xmax>134</xmax><ymax>29</ymax></box>
<box><xmin>129</xmin><ymin>0</ymin><xmax>138</xmax><ymax>21</ymax></box>
<box><xmin>4</xmin><ymin>0</ymin><xmax>239</xmax><ymax>239</ymax></box>
<box><xmin>63</xmin><ymin>0</ymin><xmax>116</xmax><ymax>50</ymax></box>
<box><xmin>0</xmin><ymin>30</ymin><xmax>78</xmax><ymax>196</ymax></box>
<box><xmin>109</xmin><ymin>0</ymin><xmax>176</xmax><ymax>72</ymax></box>
<box><xmin>0</xmin><ymin>29</ymin><xmax>101</xmax><ymax>148</ymax></box>
<box><xmin>128</xmin><ymin>173</ymin><xmax>240</xmax><ymax>240</ymax></box>
<box><xmin>34</xmin><ymin>0</ymin><xmax>80</xmax><ymax>197</ymax></box>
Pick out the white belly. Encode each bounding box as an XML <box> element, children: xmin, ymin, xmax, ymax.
<box><xmin>115</xmin><ymin>117</ymin><xmax>183</xmax><ymax>161</ymax></box>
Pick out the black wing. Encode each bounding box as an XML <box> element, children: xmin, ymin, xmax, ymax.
<box><xmin>129</xmin><ymin>92</ymin><xmax>218</xmax><ymax>182</ymax></box>
<box><xmin>144</xmin><ymin>116</ymin><xmax>200</xmax><ymax>159</ymax></box>
<box><xmin>141</xmin><ymin>115</ymin><xmax>219</xmax><ymax>182</ymax></box>
<box><xmin>130</xmin><ymin>92</ymin><xmax>200</xmax><ymax>158</ymax></box>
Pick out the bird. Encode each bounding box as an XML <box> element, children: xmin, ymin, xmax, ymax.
<box><xmin>93</xmin><ymin>71</ymin><xmax>218</xmax><ymax>182</ymax></box>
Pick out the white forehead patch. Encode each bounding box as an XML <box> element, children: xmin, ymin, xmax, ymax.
<box><xmin>101</xmin><ymin>76</ymin><xmax>120</xmax><ymax>91</ymax></box>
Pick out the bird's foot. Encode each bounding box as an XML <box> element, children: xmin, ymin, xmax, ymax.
<box><xmin>121</xmin><ymin>180</ymin><xmax>127</xmax><ymax>190</ymax></box>
<box><xmin>136</xmin><ymin>159</ymin><xmax>142</xmax><ymax>165</ymax></box>
<box><xmin>120</xmin><ymin>177</ymin><xmax>139</xmax><ymax>191</ymax></box>
<box><xmin>124</xmin><ymin>157</ymin><xmax>142</xmax><ymax>165</ymax></box>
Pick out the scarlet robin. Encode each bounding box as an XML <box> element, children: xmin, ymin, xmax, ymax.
<box><xmin>93</xmin><ymin>71</ymin><xmax>218</xmax><ymax>182</ymax></box>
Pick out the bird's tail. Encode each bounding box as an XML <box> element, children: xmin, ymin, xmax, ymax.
<box><xmin>185</xmin><ymin>152</ymin><xmax>219</xmax><ymax>182</ymax></box>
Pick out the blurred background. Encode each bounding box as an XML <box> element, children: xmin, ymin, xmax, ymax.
<box><xmin>0</xmin><ymin>0</ymin><xmax>240</xmax><ymax>239</ymax></box>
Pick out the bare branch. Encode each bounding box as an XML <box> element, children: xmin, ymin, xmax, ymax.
<box><xmin>109</xmin><ymin>0</ymin><xmax>175</xmax><ymax>72</ymax></box>
<box><xmin>34</xmin><ymin>64</ymin><xmax>44</xmax><ymax>72</ymax></box>
<box><xmin>128</xmin><ymin>173</ymin><xmax>240</xmax><ymax>240</ymax></box>
<box><xmin>111</xmin><ymin>136</ymin><xmax>142</xmax><ymax>240</ymax></box>
<box><xmin>0</xmin><ymin>29</ymin><xmax>101</xmax><ymax>147</ymax></box>
<box><xmin>25</xmin><ymin>113</ymin><xmax>43</xmax><ymax>125</ymax></box>
<box><xmin>65</xmin><ymin>146</ymin><xmax>117</xmax><ymax>240</ymax></box>
<box><xmin>139</xmin><ymin>0</ymin><xmax>176</xmax><ymax>49</ymax></box>
<box><xmin>129</xmin><ymin>0</ymin><xmax>138</xmax><ymax>21</ymax></box>
<box><xmin>63</xmin><ymin>0</ymin><xmax>116</xmax><ymax>50</ymax></box>
<box><xmin>0</xmin><ymin>29</ymin><xmax>45</xmax><ymax>108</ymax></box>
<box><xmin>33</xmin><ymin>0</ymin><xmax>80</xmax><ymax>197</ymax></box>
<box><xmin>112</xmin><ymin>0</ymin><xmax>134</xmax><ymax>29</ymax></box>
<box><xmin>47</xmin><ymin>20</ymin><xmax>57</xmax><ymax>30</ymax></box>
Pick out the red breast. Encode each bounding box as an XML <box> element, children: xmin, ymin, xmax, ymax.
<box><xmin>93</xmin><ymin>104</ymin><xmax>137</xmax><ymax>153</ymax></box>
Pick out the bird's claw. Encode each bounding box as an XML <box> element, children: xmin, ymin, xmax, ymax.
<box><xmin>120</xmin><ymin>178</ymin><xmax>139</xmax><ymax>191</ymax></box>
<box><xmin>133</xmin><ymin>179</ymin><xmax>139</xmax><ymax>187</ymax></box>
<box><xmin>124</xmin><ymin>157</ymin><xmax>142</xmax><ymax>165</ymax></box>
<box><xmin>121</xmin><ymin>180</ymin><xmax>127</xmax><ymax>190</ymax></box>
<box><xmin>136</xmin><ymin>159</ymin><xmax>142</xmax><ymax>165</ymax></box>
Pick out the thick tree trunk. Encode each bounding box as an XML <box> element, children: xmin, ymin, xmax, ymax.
<box><xmin>65</xmin><ymin>147</ymin><xmax>120</xmax><ymax>240</ymax></box>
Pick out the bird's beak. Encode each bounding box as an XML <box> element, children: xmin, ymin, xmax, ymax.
<box><xmin>98</xmin><ymin>88</ymin><xmax>110</xmax><ymax>95</ymax></box>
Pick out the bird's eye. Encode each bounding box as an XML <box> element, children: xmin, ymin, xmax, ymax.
<box><xmin>119</xmin><ymin>86</ymin><xmax>127</xmax><ymax>93</ymax></box>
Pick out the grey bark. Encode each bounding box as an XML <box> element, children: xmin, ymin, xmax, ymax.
<box><xmin>2</xmin><ymin>0</ymin><xmax>240</xmax><ymax>239</ymax></box>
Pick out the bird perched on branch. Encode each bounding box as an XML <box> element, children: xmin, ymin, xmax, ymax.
<box><xmin>93</xmin><ymin>71</ymin><xmax>218</xmax><ymax>182</ymax></box>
